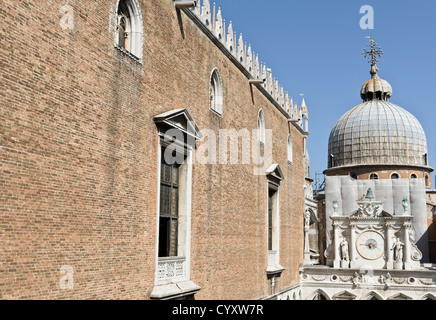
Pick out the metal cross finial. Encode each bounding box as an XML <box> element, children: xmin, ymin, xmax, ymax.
<box><xmin>362</xmin><ymin>36</ymin><xmax>383</xmax><ymax>65</ymax></box>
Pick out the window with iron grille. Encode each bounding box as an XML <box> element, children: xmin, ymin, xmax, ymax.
<box><xmin>158</xmin><ymin>148</ymin><xmax>181</xmax><ymax>258</ymax></box>
<box><xmin>268</xmin><ymin>188</ymin><xmax>275</xmax><ymax>251</ymax></box>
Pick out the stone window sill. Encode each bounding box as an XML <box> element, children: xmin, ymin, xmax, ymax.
<box><xmin>150</xmin><ymin>280</ymin><xmax>201</xmax><ymax>300</ymax></box>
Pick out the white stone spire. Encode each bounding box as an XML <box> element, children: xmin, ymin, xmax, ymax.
<box><xmin>267</xmin><ymin>69</ymin><xmax>273</xmax><ymax>94</ymax></box>
<box><xmin>190</xmin><ymin>0</ymin><xmax>307</xmax><ymax>121</ymax></box>
<box><xmin>254</xmin><ymin>54</ymin><xmax>259</xmax><ymax>79</ymax></box>
<box><xmin>280</xmin><ymin>86</ymin><xmax>284</xmax><ymax>107</ymax></box>
<box><xmin>285</xmin><ymin>93</ymin><xmax>290</xmax><ymax>113</ymax></box>
<box><xmin>215</xmin><ymin>7</ymin><xmax>224</xmax><ymax>43</ymax></box>
<box><xmin>237</xmin><ymin>34</ymin><xmax>244</xmax><ymax>64</ymax></box>
<box><xmin>201</xmin><ymin>0</ymin><xmax>211</xmax><ymax>29</ymax></box>
<box><xmin>274</xmin><ymin>78</ymin><xmax>279</xmax><ymax>101</ymax></box>
<box><xmin>226</xmin><ymin>21</ymin><xmax>234</xmax><ymax>54</ymax></box>
<box><xmin>262</xmin><ymin>64</ymin><xmax>267</xmax><ymax>89</ymax></box>
<box><xmin>193</xmin><ymin>0</ymin><xmax>201</xmax><ymax>16</ymax></box>
<box><xmin>246</xmin><ymin>44</ymin><xmax>253</xmax><ymax>74</ymax></box>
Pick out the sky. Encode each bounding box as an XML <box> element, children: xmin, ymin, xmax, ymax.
<box><xmin>207</xmin><ymin>0</ymin><xmax>436</xmax><ymax>187</ymax></box>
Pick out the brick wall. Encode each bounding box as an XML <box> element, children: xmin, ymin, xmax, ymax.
<box><xmin>0</xmin><ymin>0</ymin><xmax>305</xmax><ymax>299</ymax></box>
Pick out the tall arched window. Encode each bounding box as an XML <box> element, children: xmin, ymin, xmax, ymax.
<box><xmin>287</xmin><ymin>134</ymin><xmax>293</xmax><ymax>163</ymax></box>
<box><xmin>209</xmin><ymin>68</ymin><xmax>223</xmax><ymax>115</ymax></box>
<box><xmin>425</xmin><ymin>174</ymin><xmax>431</xmax><ymax>188</ymax></box>
<box><xmin>257</xmin><ymin>109</ymin><xmax>265</xmax><ymax>144</ymax></box>
<box><xmin>115</xmin><ymin>0</ymin><xmax>143</xmax><ymax>61</ymax></box>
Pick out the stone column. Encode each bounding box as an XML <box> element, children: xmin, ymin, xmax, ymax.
<box><xmin>333</xmin><ymin>221</ymin><xmax>340</xmax><ymax>269</ymax></box>
<box><xmin>349</xmin><ymin>222</ymin><xmax>356</xmax><ymax>268</ymax></box>
<box><xmin>403</xmin><ymin>222</ymin><xmax>412</xmax><ymax>270</ymax></box>
<box><xmin>385</xmin><ymin>222</ymin><xmax>394</xmax><ymax>270</ymax></box>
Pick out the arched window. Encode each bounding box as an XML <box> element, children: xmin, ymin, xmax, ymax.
<box><xmin>209</xmin><ymin>69</ymin><xmax>223</xmax><ymax>115</ymax></box>
<box><xmin>287</xmin><ymin>134</ymin><xmax>293</xmax><ymax>163</ymax></box>
<box><xmin>115</xmin><ymin>0</ymin><xmax>143</xmax><ymax>61</ymax></box>
<box><xmin>411</xmin><ymin>173</ymin><xmax>417</xmax><ymax>179</ymax></box>
<box><xmin>257</xmin><ymin>109</ymin><xmax>265</xmax><ymax>144</ymax></box>
<box><xmin>391</xmin><ymin>173</ymin><xmax>399</xmax><ymax>179</ymax></box>
<box><xmin>425</xmin><ymin>174</ymin><xmax>431</xmax><ymax>188</ymax></box>
<box><xmin>370</xmin><ymin>173</ymin><xmax>378</xmax><ymax>180</ymax></box>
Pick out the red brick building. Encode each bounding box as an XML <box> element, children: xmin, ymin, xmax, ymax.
<box><xmin>0</xmin><ymin>0</ymin><xmax>308</xmax><ymax>299</ymax></box>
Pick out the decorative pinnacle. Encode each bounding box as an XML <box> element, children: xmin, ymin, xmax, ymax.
<box><xmin>362</xmin><ymin>36</ymin><xmax>383</xmax><ymax>66</ymax></box>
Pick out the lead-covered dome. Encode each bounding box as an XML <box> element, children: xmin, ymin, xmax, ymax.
<box><xmin>328</xmin><ymin>65</ymin><xmax>428</xmax><ymax>169</ymax></box>
<box><xmin>360</xmin><ymin>65</ymin><xmax>392</xmax><ymax>101</ymax></box>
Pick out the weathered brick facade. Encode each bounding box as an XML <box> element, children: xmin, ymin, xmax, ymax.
<box><xmin>0</xmin><ymin>0</ymin><xmax>306</xmax><ymax>299</ymax></box>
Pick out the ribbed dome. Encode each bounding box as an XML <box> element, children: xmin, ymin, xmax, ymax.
<box><xmin>328</xmin><ymin>100</ymin><xmax>428</xmax><ymax>168</ymax></box>
<box><xmin>360</xmin><ymin>65</ymin><xmax>392</xmax><ymax>101</ymax></box>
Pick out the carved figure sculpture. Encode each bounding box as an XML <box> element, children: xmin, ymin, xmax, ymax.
<box><xmin>402</xmin><ymin>197</ymin><xmax>409</xmax><ymax>215</ymax></box>
<box><xmin>304</xmin><ymin>211</ymin><xmax>311</xmax><ymax>228</ymax></box>
<box><xmin>340</xmin><ymin>237</ymin><xmax>349</xmax><ymax>261</ymax></box>
<box><xmin>392</xmin><ymin>237</ymin><xmax>404</xmax><ymax>262</ymax></box>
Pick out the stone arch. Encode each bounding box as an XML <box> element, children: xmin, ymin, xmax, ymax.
<box><xmin>387</xmin><ymin>293</ymin><xmax>413</xmax><ymax>300</ymax></box>
<box><xmin>332</xmin><ymin>290</ymin><xmax>357</xmax><ymax>300</ymax></box>
<box><xmin>115</xmin><ymin>0</ymin><xmax>144</xmax><ymax>61</ymax></box>
<box><xmin>419</xmin><ymin>293</ymin><xmax>436</xmax><ymax>300</ymax></box>
<box><xmin>391</xmin><ymin>172</ymin><xmax>400</xmax><ymax>179</ymax></box>
<box><xmin>209</xmin><ymin>68</ymin><xmax>223</xmax><ymax>115</ymax></box>
<box><xmin>361</xmin><ymin>291</ymin><xmax>384</xmax><ymax>300</ymax></box>
<box><xmin>425</xmin><ymin>173</ymin><xmax>431</xmax><ymax>188</ymax></box>
<box><xmin>308</xmin><ymin>289</ymin><xmax>331</xmax><ymax>300</ymax></box>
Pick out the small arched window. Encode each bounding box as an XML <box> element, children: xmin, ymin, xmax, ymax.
<box><xmin>287</xmin><ymin>134</ymin><xmax>293</xmax><ymax>163</ymax></box>
<box><xmin>370</xmin><ymin>173</ymin><xmax>378</xmax><ymax>180</ymax></box>
<box><xmin>411</xmin><ymin>173</ymin><xmax>417</xmax><ymax>179</ymax></box>
<box><xmin>116</xmin><ymin>0</ymin><xmax>143</xmax><ymax>61</ymax></box>
<box><xmin>209</xmin><ymin>69</ymin><xmax>223</xmax><ymax>115</ymax></box>
<box><xmin>425</xmin><ymin>174</ymin><xmax>431</xmax><ymax>188</ymax></box>
<box><xmin>391</xmin><ymin>173</ymin><xmax>399</xmax><ymax>179</ymax></box>
<box><xmin>257</xmin><ymin>109</ymin><xmax>266</xmax><ymax>144</ymax></box>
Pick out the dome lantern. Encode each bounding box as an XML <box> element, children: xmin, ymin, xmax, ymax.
<box><xmin>360</xmin><ymin>36</ymin><xmax>392</xmax><ymax>102</ymax></box>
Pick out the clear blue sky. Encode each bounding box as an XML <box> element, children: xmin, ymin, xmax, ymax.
<box><xmin>209</xmin><ymin>0</ymin><xmax>436</xmax><ymax>186</ymax></box>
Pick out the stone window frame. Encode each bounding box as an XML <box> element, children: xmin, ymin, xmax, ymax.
<box><xmin>151</xmin><ymin>109</ymin><xmax>202</xmax><ymax>300</ymax></box>
<box><xmin>257</xmin><ymin>109</ymin><xmax>266</xmax><ymax>145</ymax></box>
<box><xmin>390</xmin><ymin>172</ymin><xmax>400</xmax><ymax>179</ymax></box>
<box><xmin>425</xmin><ymin>173</ymin><xmax>431</xmax><ymax>188</ymax></box>
<box><xmin>158</xmin><ymin>145</ymin><xmax>185</xmax><ymax>258</ymax></box>
<box><xmin>114</xmin><ymin>0</ymin><xmax>144</xmax><ymax>63</ymax></box>
<box><xmin>287</xmin><ymin>134</ymin><xmax>293</xmax><ymax>164</ymax></box>
<box><xmin>265</xmin><ymin>164</ymin><xmax>285</xmax><ymax>277</ymax></box>
<box><xmin>209</xmin><ymin>68</ymin><xmax>223</xmax><ymax>116</ymax></box>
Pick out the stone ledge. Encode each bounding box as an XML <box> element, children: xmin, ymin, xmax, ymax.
<box><xmin>266</xmin><ymin>264</ymin><xmax>285</xmax><ymax>276</ymax></box>
<box><xmin>150</xmin><ymin>280</ymin><xmax>201</xmax><ymax>300</ymax></box>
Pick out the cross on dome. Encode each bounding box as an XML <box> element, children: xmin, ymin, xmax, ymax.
<box><xmin>362</xmin><ymin>36</ymin><xmax>383</xmax><ymax>66</ymax></box>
